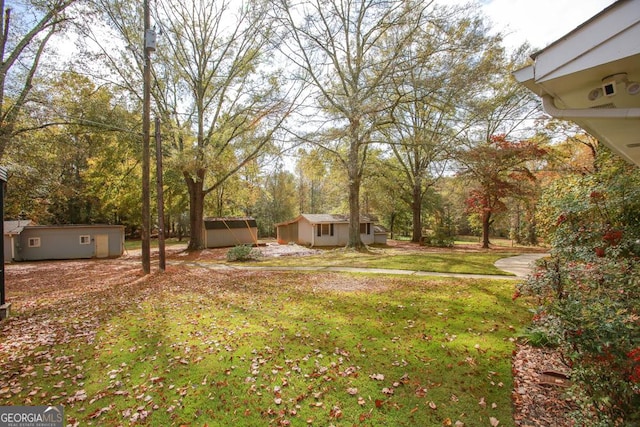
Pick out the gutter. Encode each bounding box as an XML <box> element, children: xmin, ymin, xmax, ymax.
<box><xmin>542</xmin><ymin>94</ymin><xmax>640</xmax><ymax>119</ymax></box>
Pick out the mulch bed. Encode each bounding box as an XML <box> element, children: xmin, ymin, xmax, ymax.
<box><xmin>512</xmin><ymin>344</ymin><xmax>577</xmax><ymax>426</ymax></box>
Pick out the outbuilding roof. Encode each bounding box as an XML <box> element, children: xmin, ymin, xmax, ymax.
<box><xmin>204</xmin><ymin>217</ymin><xmax>257</xmax><ymax>230</ymax></box>
<box><xmin>3</xmin><ymin>220</ymin><xmax>36</xmax><ymax>235</ymax></box>
<box><xmin>276</xmin><ymin>214</ymin><xmax>378</xmax><ymax>227</ymax></box>
<box><xmin>3</xmin><ymin>222</ymin><xmax>125</xmax><ymax>236</ymax></box>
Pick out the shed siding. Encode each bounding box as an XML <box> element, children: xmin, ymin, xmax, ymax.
<box><xmin>204</xmin><ymin>218</ymin><xmax>258</xmax><ymax>248</ymax></box>
<box><xmin>3</xmin><ymin>235</ymin><xmax>12</xmax><ymax>263</ymax></box>
<box><xmin>13</xmin><ymin>226</ymin><xmax>124</xmax><ymax>261</ymax></box>
<box><xmin>277</xmin><ymin>223</ymin><xmax>298</xmax><ymax>245</ymax></box>
<box><xmin>374</xmin><ymin>233</ymin><xmax>387</xmax><ymax>244</ymax></box>
<box><xmin>297</xmin><ymin>219</ymin><xmax>313</xmax><ymax>245</ymax></box>
<box><xmin>206</xmin><ymin>228</ymin><xmax>257</xmax><ymax>248</ymax></box>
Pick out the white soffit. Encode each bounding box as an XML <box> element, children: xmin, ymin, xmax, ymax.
<box><xmin>534</xmin><ymin>0</ymin><xmax>640</xmax><ymax>83</ymax></box>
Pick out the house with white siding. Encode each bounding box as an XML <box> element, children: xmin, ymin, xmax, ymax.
<box><xmin>276</xmin><ymin>214</ymin><xmax>379</xmax><ymax>247</ymax></box>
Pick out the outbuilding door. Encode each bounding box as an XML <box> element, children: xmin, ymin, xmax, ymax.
<box><xmin>95</xmin><ymin>234</ymin><xmax>109</xmax><ymax>258</ymax></box>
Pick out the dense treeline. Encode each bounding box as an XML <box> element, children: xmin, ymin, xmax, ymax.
<box><xmin>0</xmin><ymin>0</ymin><xmax>630</xmax><ymax>250</ymax></box>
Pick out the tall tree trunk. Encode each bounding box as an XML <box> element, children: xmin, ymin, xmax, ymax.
<box><xmin>184</xmin><ymin>169</ymin><xmax>206</xmax><ymax>250</ymax></box>
<box><xmin>389</xmin><ymin>212</ymin><xmax>396</xmax><ymax>240</ymax></box>
<box><xmin>348</xmin><ymin>173</ymin><xmax>363</xmax><ymax>249</ymax></box>
<box><xmin>347</xmin><ymin>135</ymin><xmax>363</xmax><ymax>249</ymax></box>
<box><xmin>481</xmin><ymin>210</ymin><xmax>491</xmax><ymax>249</ymax></box>
<box><xmin>526</xmin><ymin>208</ymin><xmax>538</xmax><ymax>246</ymax></box>
<box><xmin>411</xmin><ymin>182</ymin><xmax>422</xmax><ymax>243</ymax></box>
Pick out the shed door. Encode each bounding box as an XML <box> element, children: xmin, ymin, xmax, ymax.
<box><xmin>95</xmin><ymin>234</ymin><xmax>109</xmax><ymax>258</ymax></box>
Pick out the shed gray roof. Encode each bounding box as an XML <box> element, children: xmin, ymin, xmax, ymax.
<box><xmin>204</xmin><ymin>217</ymin><xmax>257</xmax><ymax>230</ymax></box>
<box><xmin>301</xmin><ymin>214</ymin><xmax>349</xmax><ymax>223</ymax></box>
<box><xmin>373</xmin><ymin>225</ymin><xmax>387</xmax><ymax>234</ymax></box>
<box><xmin>3</xmin><ymin>220</ymin><xmax>36</xmax><ymax>235</ymax></box>
<box><xmin>4</xmin><ymin>222</ymin><xmax>124</xmax><ymax>235</ymax></box>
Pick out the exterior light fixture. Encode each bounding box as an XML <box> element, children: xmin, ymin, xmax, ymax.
<box><xmin>627</xmin><ymin>81</ymin><xmax>640</xmax><ymax>96</ymax></box>
<box><xmin>588</xmin><ymin>88</ymin><xmax>603</xmax><ymax>101</ymax></box>
<box><xmin>600</xmin><ymin>72</ymin><xmax>640</xmax><ymax>98</ymax></box>
<box><xmin>603</xmin><ymin>81</ymin><xmax>616</xmax><ymax>96</ymax></box>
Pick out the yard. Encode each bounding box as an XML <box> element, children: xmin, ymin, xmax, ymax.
<box><xmin>0</xmin><ymin>243</ymin><xmax>554</xmax><ymax>426</ymax></box>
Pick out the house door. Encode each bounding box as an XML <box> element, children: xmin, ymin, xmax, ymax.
<box><xmin>95</xmin><ymin>235</ymin><xmax>109</xmax><ymax>258</ymax></box>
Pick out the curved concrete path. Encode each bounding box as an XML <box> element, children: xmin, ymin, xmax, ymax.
<box><xmin>171</xmin><ymin>252</ymin><xmax>549</xmax><ymax>280</ymax></box>
<box><xmin>493</xmin><ymin>253</ymin><xmax>549</xmax><ymax>278</ymax></box>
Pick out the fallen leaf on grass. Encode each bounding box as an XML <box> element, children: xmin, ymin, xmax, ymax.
<box><xmin>329</xmin><ymin>406</ymin><xmax>343</xmax><ymax>419</ymax></box>
<box><xmin>479</xmin><ymin>397</ymin><xmax>486</xmax><ymax>408</ymax></box>
<box><xmin>88</xmin><ymin>404</ymin><xmax>114</xmax><ymax>419</ymax></box>
<box><xmin>68</xmin><ymin>389</ymin><xmax>87</xmax><ymax>403</ymax></box>
<box><xmin>489</xmin><ymin>417</ymin><xmax>500</xmax><ymax>426</ymax></box>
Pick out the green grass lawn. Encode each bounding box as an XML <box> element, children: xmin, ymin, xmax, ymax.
<box><xmin>0</xmin><ymin>263</ymin><xmax>530</xmax><ymax>426</ymax></box>
<box><xmin>252</xmin><ymin>248</ymin><xmax>517</xmax><ymax>276</ymax></box>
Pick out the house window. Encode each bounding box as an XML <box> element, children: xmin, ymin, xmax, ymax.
<box><xmin>28</xmin><ymin>237</ymin><xmax>41</xmax><ymax>248</ymax></box>
<box><xmin>317</xmin><ymin>224</ymin><xmax>334</xmax><ymax>236</ymax></box>
<box><xmin>79</xmin><ymin>235</ymin><xmax>91</xmax><ymax>245</ymax></box>
<box><xmin>360</xmin><ymin>223</ymin><xmax>371</xmax><ymax>235</ymax></box>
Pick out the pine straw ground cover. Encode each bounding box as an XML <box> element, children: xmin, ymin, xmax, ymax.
<box><xmin>1</xmin><ymin>258</ymin><xmax>530</xmax><ymax>426</ymax></box>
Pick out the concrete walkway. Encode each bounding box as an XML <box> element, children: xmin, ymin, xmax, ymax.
<box><xmin>173</xmin><ymin>252</ymin><xmax>549</xmax><ymax>280</ymax></box>
<box><xmin>493</xmin><ymin>253</ymin><xmax>549</xmax><ymax>278</ymax></box>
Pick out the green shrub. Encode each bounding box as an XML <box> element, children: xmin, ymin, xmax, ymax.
<box><xmin>517</xmin><ymin>151</ymin><xmax>640</xmax><ymax>425</ymax></box>
<box><xmin>421</xmin><ymin>229</ymin><xmax>454</xmax><ymax>247</ymax></box>
<box><xmin>226</xmin><ymin>245</ymin><xmax>261</xmax><ymax>262</ymax></box>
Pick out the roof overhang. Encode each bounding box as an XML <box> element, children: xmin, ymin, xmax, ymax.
<box><xmin>513</xmin><ymin>0</ymin><xmax>640</xmax><ymax>165</ymax></box>
<box><xmin>275</xmin><ymin>214</ymin><xmax>377</xmax><ymax>227</ymax></box>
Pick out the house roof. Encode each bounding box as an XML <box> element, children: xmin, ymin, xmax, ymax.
<box><xmin>3</xmin><ymin>220</ymin><xmax>36</xmax><ymax>235</ymax></box>
<box><xmin>8</xmin><ymin>223</ymin><xmax>124</xmax><ymax>233</ymax></box>
<box><xmin>276</xmin><ymin>214</ymin><xmax>377</xmax><ymax>227</ymax></box>
<box><xmin>513</xmin><ymin>0</ymin><xmax>640</xmax><ymax>166</ymax></box>
<box><xmin>373</xmin><ymin>224</ymin><xmax>388</xmax><ymax>234</ymax></box>
<box><xmin>204</xmin><ymin>217</ymin><xmax>257</xmax><ymax>230</ymax></box>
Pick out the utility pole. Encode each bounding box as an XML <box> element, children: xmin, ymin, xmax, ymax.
<box><xmin>0</xmin><ymin>168</ymin><xmax>9</xmax><ymax>320</ymax></box>
<box><xmin>141</xmin><ymin>0</ymin><xmax>155</xmax><ymax>274</ymax></box>
<box><xmin>155</xmin><ymin>117</ymin><xmax>166</xmax><ymax>271</ymax></box>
